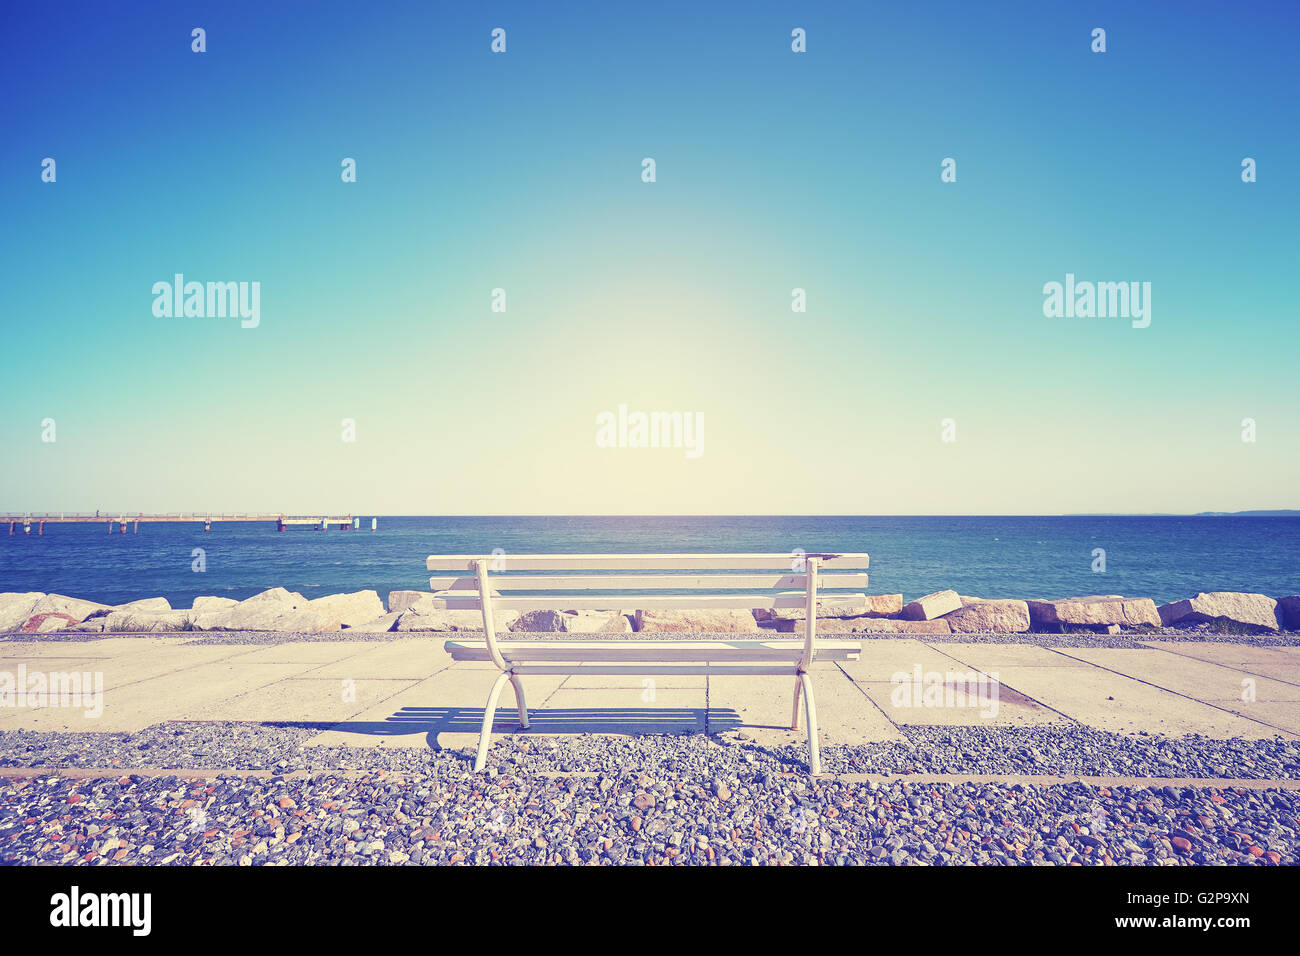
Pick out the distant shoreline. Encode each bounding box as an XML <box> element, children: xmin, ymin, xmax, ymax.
<box><xmin>5</xmin><ymin>511</ymin><xmax>1299</xmax><ymax>519</ymax></box>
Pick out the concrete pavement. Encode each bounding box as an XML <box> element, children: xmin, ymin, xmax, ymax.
<box><xmin>1</xmin><ymin>636</ymin><xmax>1297</xmax><ymax>748</ymax></box>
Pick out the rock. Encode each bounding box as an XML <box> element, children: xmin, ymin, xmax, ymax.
<box><xmin>807</xmin><ymin>618</ymin><xmax>952</xmax><ymax>634</ymax></box>
<box><xmin>1276</xmin><ymin>595</ymin><xmax>1300</xmax><ymax>631</ymax></box>
<box><xmin>510</xmin><ymin>609</ymin><xmax>631</xmax><ymax>633</ymax></box>
<box><xmin>387</xmin><ymin>590</ymin><xmax>433</xmax><ymax>613</ymax></box>
<box><xmin>347</xmin><ymin>611</ymin><xmax>401</xmax><ymax>633</ymax></box>
<box><xmin>191</xmin><ymin>596</ymin><xmax>238</xmax><ymax>612</ymax></box>
<box><xmin>634</xmin><ymin>609</ymin><xmax>761</xmax><ymax>633</ymax></box>
<box><xmin>20</xmin><ymin>612</ymin><xmax>80</xmax><ymax>633</ymax></box>
<box><xmin>1158</xmin><ymin>592</ymin><xmax>1281</xmax><ymax>632</ymax></box>
<box><xmin>510</xmin><ymin>609</ymin><xmax>568</xmax><ymax>632</ymax></box>
<box><xmin>240</xmin><ymin>587</ymin><xmax>304</xmax><ymax>605</ymax></box>
<box><xmin>197</xmin><ymin>591</ymin><xmax>340</xmax><ymax>632</ymax></box>
<box><xmin>563</xmin><ymin>610</ymin><xmax>633</xmax><ymax>633</ymax></box>
<box><xmin>0</xmin><ymin>593</ymin><xmax>46</xmax><ymax>632</ymax></box>
<box><xmin>308</xmin><ymin>590</ymin><xmax>385</xmax><ymax>628</ymax></box>
<box><xmin>393</xmin><ymin>597</ymin><xmax>518</xmax><ymax>632</ymax></box>
<box><xmin>1026</xmin><ymin>595</ymin><xmax>1161</xmax><ymax>631</ymax></box>
<box><xmin>942</xmin><ymin>599</ymin><xmax>1030</xmax><ymax>633</ymax></box>
<box><xmin>901</xmin><ymin>590</ymin><xmax>962</xmax><ymax>621</ymax></box>
<box><xmin>108</xmin><ymin>597</ymin><xmax>172</xmax><ymax>615</ymax></box>
<box><xmin>28</xmin><ymin>593</ymin><xmax>111</xmax><ymax>622</ymax></box>
<box><xmin>757</xmin><ymin>594</ymin><xmax>903</xmax><ymax>622</ymax></box>
<box><xmin>100</xmin><ymin>610</ymin><xmax>196</xmax><ymax>632</ymax></box>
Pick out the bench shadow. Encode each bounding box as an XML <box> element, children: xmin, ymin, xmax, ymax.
<box><xmin>315</xmin><ymin>706</ymin><xmax>741</xmax><ymax>739</ymax></box>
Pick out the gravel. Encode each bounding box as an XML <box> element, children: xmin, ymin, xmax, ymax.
<box><xmin>1</xmin><ymin>723</ymin><xmax>1296</xmax><ymax>866</ymax></box>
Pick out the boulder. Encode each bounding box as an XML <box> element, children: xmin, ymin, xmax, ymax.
<box><xmin>635</xmin><ymin>609</ymin><xmax>761</xmax><ymax>633</ymax></box>
<box><xmin>99</xmin><ymin>610</ymin><xmax>196</xmax><ymax>632</ymax></box>
<box><xmin>807</xmin><ymin>618</ymin><xmax>952</xmax><ymax>635</ymax></box>
<box><xmin>20</xmin><ymin>612</ymin><xmax>80</xmax><ymax>633</ymax></box>
<box><xmin>511</xmin><ymin>610</ymin><xmax>631</xmax><ymax>633</ymax></box>
<box><xmin>0</xmin><ymin>592</ymin><xmax>45</xmax><ymax>632</ymax></box>
<box><xmin>1158</xmin><ymin>592</ymin><xmax>1281</xmax><ymax>633</ymax></box>
<box><xmin>28</xmin><ymin>594</ymin><xmax>111</xmax><ymax>622</ymax></box>
<box><xmin>308</xmin><ymin>590</ymin><xmax>385</xmax><ymax>628</ymax></box>
<box><xmin>901</xmin><ymin>590</ymin><xmax>962</xmax><ymax>621</ymax></box>
<box><xmin>67</xmin><ymin>619</ymin><xmax>108</xmax><ymax>633</ymax></box>
<box><xmin>388</xmin><ymin>590</ymin><xmax>433</xmax><ymax>613</ymax></box>
<box><xmin>757</xmin><ymin>594</ymin><xmax>903</xmax><ymax>622</ymax></box>
<box><xmin>346</xmin><ymin>611</ymin><xmax>401</xmax><ymax>633</ymax></box>
<box><xmin>192</xmin><ymin>596</ymin><xmax>238</xmax><ymax>612</ymax></box>
<box><xmin>1026</xmin><ymin>595</ymin><xmax>1161</xmax><ymax>631</ymax></box>
<box><xmin>113</xmin><ymin>597</ymin><xmax>172</xmax><ymax>615</ymax></box>
<box><xmin>240</xmin><ymin>587</ymin><xmax>304</xmax><ymax>605</ymax></box>
<box><xmin>510</xmin><ymin>609</ymin><xmax>569</xmax><ymax>632</ymax></box>
<box><xmin>564</xmin><ymin>611</ymin><xmax>633</xmax><ymax>634</ymax></box>
<box><xmin>1277</xmin><ymin>595</ymin><xmax>1300</xmax><ymax>631</ymax></box>
<box><xmin>942</xmin><ymin>599</ymin><xmax>1031</xmax><ymax>633</ymax></box>
<box><xmin>393</xmin><ymin>597</ymin><xmax>518</xmax><ymax>632</ymax></box>
<box><xmin>198</xmin><ymin>591</ymin><xmax>340</xmax><ymax>632</ymax></box>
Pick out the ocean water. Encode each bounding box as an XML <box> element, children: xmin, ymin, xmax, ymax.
<box><xmin>0</xmin><ymin>515</ymin><xmax>1296</xmax><ymax>608</ymax></box>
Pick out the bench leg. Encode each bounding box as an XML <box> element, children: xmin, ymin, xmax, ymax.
<box><xmin>798</xmin><ymin>672</ymin><xmax>821</xmax><ymax>776</ymax></box>
<box><xmin>790</xmin><ymin>676</ymin><xmax>803</xmax><ymax>731</ymax></box>
<box><xmin>510</xmin><ymin>674</ymin><xmax>529</xmax><ymax>729</ymax></box>
<box><xmin>473</xmin><ymin>671</ymin><xmax>512</xmax><ymax>772</ymax></box>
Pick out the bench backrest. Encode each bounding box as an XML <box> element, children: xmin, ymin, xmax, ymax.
<box><xmin>425</xmin><ymin>552</ymin><xmax>870</xmax><ymax>671</ymax></box>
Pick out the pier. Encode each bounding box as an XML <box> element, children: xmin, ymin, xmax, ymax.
<box><xmin>4</xmin><ymin>513</ymin><xmax>367</xmax><ymax>535</ymax></box>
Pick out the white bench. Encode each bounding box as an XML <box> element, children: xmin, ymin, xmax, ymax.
<box><xmin>424</xmin><ymin>552</ymin><xmax>870</xmax><ymax>774</ymax></box>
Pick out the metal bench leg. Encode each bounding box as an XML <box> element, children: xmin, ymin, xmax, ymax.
<box><xmin>798</xmin><ymin>672</ymin><xmax>821</xmax><ymax>775</ymax></box>
<box><xmin>510</xmin><ymin>674</ymin><xmax>529</xmax><ymax>728</ymax></box>
<box><xmin>474</xmin><ymin>671</ymin><xmax>512</xmax><ymax>772</ymax></box>
<box><xmin>790</xmin><ymin>676</ymin><xmax>803</xmax><ymax>730</ymax></box>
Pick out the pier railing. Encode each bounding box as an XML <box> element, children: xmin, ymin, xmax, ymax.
<box><xmin>4</xmin><ymin>513</ymin><xmax>365</xmax><ymax>534</ymax></box>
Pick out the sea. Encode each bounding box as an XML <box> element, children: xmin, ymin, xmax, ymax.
<box><xmin>1</xmin><ymin>516</ymin><xmax>1297</xmax><ymax>608</ymax></box>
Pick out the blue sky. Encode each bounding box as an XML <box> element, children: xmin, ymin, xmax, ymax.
<box><xmin>2</xmin><ymin>0</ymin><xmax>1297</xmax><ymax>514</ymax></box>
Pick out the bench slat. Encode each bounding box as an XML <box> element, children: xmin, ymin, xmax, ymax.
<box><xmin>430</xmin><ymin>592</ymin><xmax>866</xmax><ymax>611</ymax></box>
<box><xmin>427</xmin><ymin>572</ymin><xmax>869</xmax><ymax>591</ymax></box>
<box><xmin>426</xmin><ymin>553</ymin><xmax>868</xmax><ymax>572</ymax></box>
<box><xmin>444</xmin><ymin>639</ymin><xmax>861</xmax><ymax>663</ymax></box>
<box><xmin>510</xmin><ymin>663</ymin><xmax>816</xmax><ymax>676</ymax></box>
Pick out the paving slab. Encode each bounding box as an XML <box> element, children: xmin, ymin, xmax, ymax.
<box><xmin>1</xmin><ymin>657</ymin><xmax>113</xmax><ymax>673</ymax></box>
<box><xmin>219</xmin><ymin>642</ymin><xmax>380</xmax><ymax>665</ymax></box>
<box><xmin>0</xmin><ymin>661</ymin><xmax>312</xmax><ymax>732</ymax></box>
<box><xmin>931</xmin><ymin>643</ymin><xmax>1088</xmax><ymax>669</ymax></box>
<box><xmin>1200</xmin><ymin>700</ymin><xmax>1300</xmax><ymax>735</ymax></box>
<box><xmin>2</xmin><ymin>645</ymin><xmax>264</xmax><ymax>695</ymax></box>
<box><xmin>709</xmin><ymin>665</ymin><xmax>904</xmax><ymax>747</ymax></box>
<box><xmin>189</xmin><ymin>677</ymin><xmax>420</xmax><ymax>723</ymax></box>
<box><xmin>852</xmin><ymin>680</ymin><xmax>1065</xmax><ymax>727</ymax></box>
<box><xmin>983</xmin><ymin>665</ymin><xmax>1284</xmax><ymax>738</ymax></box>
<box><xmin>307</xmin><ymin>639</ymin><xmax>453</xmax><ymax>679</ymax></box>
<box><xmin>1139</xmin><ymin>641</ymin><xmax>1300</xmax><ymax>684</ymax></box>
<box><xmin>0</xmin><ymin>638</ymin><xmax>181</xmax><ymax>658</ymax></box>
<box><xmin>836</xmin><ymin>639</ymin><xmax>969</xmax><ymax>682</ymax></box>
<box><xmin>563</xmin><ymin>670</ymin><xmax>705</xmax><ymax>690</ymax></box>
<box><xmin>304</xmin><ymin>667</ymin><xmax>568</xmax><ymax>749</ymax></box>
<box><xmin>1057</xmin><ymin>648</ymin><xmax>1300</xmax><ymax>702</ymax></box>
